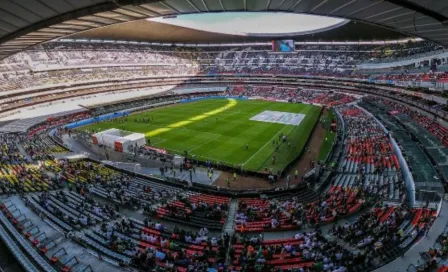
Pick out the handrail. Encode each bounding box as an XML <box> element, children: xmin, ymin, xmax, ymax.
<box><xmin>407</xmin><ymin>263</ymin><xmax>417</xmax><ymax>271</ymax></box>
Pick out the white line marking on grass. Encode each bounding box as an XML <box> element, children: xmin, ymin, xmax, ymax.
<box><xmin>188</xmin><ymin>134</ymin><xmax>222</xmax><ymax>152</ymax></box>
<box><xmin>150</xmin><ymin>138</ymin><xmax>167</xmax><ymax>145</ymax></box>
<box><xmin>242</xmin><ymin>124</ymin><xmax>288</xmax><ymax>167</ymax></box>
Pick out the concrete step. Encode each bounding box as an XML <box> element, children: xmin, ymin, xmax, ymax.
<box><xmin>223</xmin><ymin>198</ymin><xmax>238</xmax><ymax>234</ymax></box>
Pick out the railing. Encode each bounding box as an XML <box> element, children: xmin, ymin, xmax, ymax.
<box><xmin>406</xmin><ymin>211</ymin><xmax>448</xmax><ymax>271</ymax></box>
<box><xmin>361</xmin><ymin>49</ymin><xmax>448</xmax><ymax>64</ymax></box>
<box><xmin>407</xmin><ymin>263</ymin><xmax>417</xmax><ymax>272</ymax></box>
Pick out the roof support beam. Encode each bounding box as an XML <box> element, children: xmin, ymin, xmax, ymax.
<box><xmin>0</xmin><ymin>2</ymin><xmax>119</xmax><ymax>46</ymax></box>
<box><xmin>384</xmin><ymin>0</ymin><xmax>448</xmax><ymax>23</ymax></box>
<box><xmin>200</xmin><ymin>0</ymin><xmax>209</xmax><ymax>12</ymax></box>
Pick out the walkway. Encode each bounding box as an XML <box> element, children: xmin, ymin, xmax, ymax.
<box><xmin>223</xmin><ymin>199</ymin><xmax>238</xmax><ymax>234</ymax></box>
<box><xmin>61</xmin><ymin>134</ymin><xmax>220</xmax><ymax>185</ymax></box>
<box><xmin>374</xmin><ymin>201</ymin><xmax>448</xmax><ymax>272</ymax></box>
<box><xmin>4</xmin><ymin>196</ymin><xmax>124</xmax><ymax>272</ymax></box>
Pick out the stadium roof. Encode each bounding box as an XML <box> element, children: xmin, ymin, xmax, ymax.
<box><xmin>67</xmin><ymin>17</ymin><xmax>408</xmax><ymax>43</ymax></box>
<box><xmin>0</xmin><ymin>0</ymin><xmax>447</xmax><ymax>59</ymax></box>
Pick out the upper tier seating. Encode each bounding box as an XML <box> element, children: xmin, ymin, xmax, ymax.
<box><xmin>378</xmin><ymin>98</ymin><xmax>448</xmax><ymax>148</ymax></box>
<box><xmin>0</xmin><ymin>40</ymin><xmax>445</xmax><ymax>103</ymax></box>
<box><xmin>335</xmin><ymin>105</ymin><xmax>406</xmax><ymax>202</ymax></box>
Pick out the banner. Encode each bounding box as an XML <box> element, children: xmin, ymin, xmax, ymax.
<box><xmin>114</xmin><ymin>141</ymin><xmax>123</xmax><ymax>152</ymax></box>
<box><xmin>143</xmin><ymin>145</ymin><xmax>168</xmax><ymax>155</ymax></box>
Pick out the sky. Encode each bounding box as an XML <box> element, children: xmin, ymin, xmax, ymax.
<box><xmin>148</xmin><ymin>12</ymin><xmax>348</xmax><ymax>36</ymax></box>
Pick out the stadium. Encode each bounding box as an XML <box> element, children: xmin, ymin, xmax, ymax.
<box><xmin>0</xmin><ymin>0</ymin><xmax>448</xmax><ymax>272</ymax></box>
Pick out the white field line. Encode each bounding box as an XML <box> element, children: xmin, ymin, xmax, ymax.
<box><xmin>188</xmin><ymin>134</ymin><xmax>222</xmax><ymax>152</ymax></box>
<box><xmin>242</xmin><ymin>124</ymin><xmax>288</xmax><ymax>167</ymax></box>
<box><xmin>150</xmin><ymin>138</ymin><xmax>167</xmax><ymax>145</ymax></box>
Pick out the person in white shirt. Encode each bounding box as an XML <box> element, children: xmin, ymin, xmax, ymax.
<box><xmin>161</xmin><ymin>238</ymin><xmax>167</xmax><ymax>247</ymax></box>
<box><xmin>199</xmin><ymin>227</ymin><xmax>208</xmax><ymax>237</ymax></box>
<box><xmin>332</xmin><ymin>266</ymin><xmax>346</xmax><ymax>272</ymax></box>
<box><xmin>249</xmin><ymin>236</ymin><xmax>259</xmax><ymax>244</ymax></box>
<box><xmin>79</xmin><ymin>217</ymin><xmax>88</xmax><ymax>226</ymax></box>
<box><xmin>149</xmin><ymin>235</ymin><xmax>157</xmax><ymax>244</ymax></box>
<box><xmin>294</xmin><ymin>233</ymin><xmax>304</xmax><ymax>240</ymax></box>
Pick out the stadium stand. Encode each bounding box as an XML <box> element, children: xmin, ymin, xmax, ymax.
<box><xmin>360</xmin><ymin>98</ymin><xmax>446</xmax><ymax>196</ymax></box>
<box><xmin>0</xmin><ymin>35</ymin><xmax>448</xmax><ymax>272</ymax></box>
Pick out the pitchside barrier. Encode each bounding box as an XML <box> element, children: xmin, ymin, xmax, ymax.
<box><xmin>314</xmin><ymin>107</ymin><xmax>348</xmax><ymax>192</ymax></box>
<box><xmin>320</xmin><ymin>109</ymin><xmax>340</xmax><ymax>165</ymax></box>
<box><xmin>280</xmin><ymin>106</ymin><xmax>324</xmax><ymax>180</ymax></box>
<box><xmin>63</xmin><ymin>153</ymin><xmax>311</xmax><ymax>197</ymax></box>
<box><xmin>64</xmin><ymin>111</ymin><xmax>131</xmax><ymax>130</ymax></box>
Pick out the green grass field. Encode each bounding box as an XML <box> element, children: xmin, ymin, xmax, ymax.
<box><xmin>82</xmin><ymin>99</ymin><xmax>321</xmax><ymax>172</ymax></box>
<box><xmin>318</xmin><ymin>109</ymin><xmax>337</xmax><ymax>162</ymax></box>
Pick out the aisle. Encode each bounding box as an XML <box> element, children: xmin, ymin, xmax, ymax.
<box><xmin>375</xmin><ymin>201</ymin><xmax>448</xmax><ymax>272</ymax></box>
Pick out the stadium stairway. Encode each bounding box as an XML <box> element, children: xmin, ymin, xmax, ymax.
<box><xmin>15</xmin><ymin>142</ymin><xmax>33</xmax><ymax>163</ymax></box>
<box><xmin>2</xmin><ymin>195</ymin><xmax>124</xmax><ymax>271</ymax></box>
<box><xmin>223</xmin><ymin>199</ymin><xmax>238</xmax><ymax>234</ymax></box>
<box><xmin>374</xmin><ymin>201</ymin><xmax>448</xmax><ymax>272</ymax></box>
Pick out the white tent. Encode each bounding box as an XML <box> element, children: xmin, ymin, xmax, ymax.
<box><xmin>92</xmin><ymin>128</ymin><xmax>146</xmax><ymax>153</ymax></box>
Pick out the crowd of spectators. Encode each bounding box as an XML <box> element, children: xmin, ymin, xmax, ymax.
<box><xmin>0</xmin><ymin>40</ymin><xmax>446</xmax><ymax>121</ymax></box>
<box><xmin>415</xmin><ymin>232</ymin><xmax>448</xmax><ymax>272</ymax></box>
<box><xmin>152</xmin><ymin>193</ymin><xmax>230</xmax><ymax>230</ymax></box>
<box><xmin>227</xmin><ymin>85</ymin><xmax>356</xmax><ymax>106</ymax></box>
<box><xmin>230</xmin><ymin>230</ymin><xmax>365</xmax><ymax>271</ymax></box>
<box><xmin>331</xmin><ymin>204</ymin><xmax>435</xmax><ymax>270</ymax></box>
<box><xmin>369</xmin><ymin>97</ymin><xmax>448</xmax><ymax>147</ymax></box>
<box><xmin>335</xmin><ymin>105</ymin><xmax>406</xmax><ymax>202</ymax></box>
<box><xmin>235</xmin><ymin>186</ymin><xmax>364</xmax><ymax>233</ymax></box>
<box><xmin>0</xmin><ymin>40</ymin><xmax>445</xmax><ymax>94</ymax></box>
<box><xmin>0</xmin><ymin>133</ymin><xmax>62</xmax><ymax>194</ymax></box>
<box><xmin>0</xmin><ymin>54</ymin><xmax>446</xmax><ymax>272</ymax></box>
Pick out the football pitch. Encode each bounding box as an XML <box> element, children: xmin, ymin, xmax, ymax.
<box><xmin>82</xmin><ymin>99</ymin><xmax>321</xmax><ymax>172</ymax></box>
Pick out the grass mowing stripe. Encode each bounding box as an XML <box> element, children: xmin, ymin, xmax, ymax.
<box><xmin>145</xmin><ymin>98</ymin><xmax>237</xmax><ymax>137</ymax></box>
<box><xmin>145</xmin><ymin>123</ymin><xmax>221</xmax><ymax>138</ymax></box>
